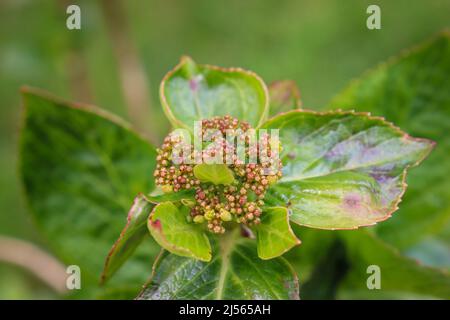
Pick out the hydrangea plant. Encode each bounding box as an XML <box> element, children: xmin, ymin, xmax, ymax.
<box><xmin>19</xmin><ymin>34</ymin><xmax>450</xmax><ymax>299</ymax></box>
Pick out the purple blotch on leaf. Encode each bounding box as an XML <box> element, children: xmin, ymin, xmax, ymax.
<box><xmin>343</xmin><ymin>193</ymin><xmax>362</xmax><ymax>211</ymax></box>
<box><xmin>189</xmin><ymin>75</ymin><xmax>202</xmax><ymax>92</ymax></box>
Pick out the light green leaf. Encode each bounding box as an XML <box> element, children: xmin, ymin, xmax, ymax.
<box><xmin>262</xmin><ymin>110</ymin><xmax>434</xmax><ymax>230</ymax></box>
<box><xmin>137</xmin><ymin>231</ymin><xmax>299</xmax><ymax>300</ymax></box>
<box><xmin>101</xmin><ymin>190</ymin><xmax>195</xmax><ymax>284</ymax></box>
<box><xmin>148</xmin><ymin>201</ymin><xmax>212</xmax><ymax>261</ymax></box>
<box><xmin>329</xmin><ymin>32</ymin><xmax>450</xmax><ymax>248</ymax></box>
<box><xmin>193</xmin><ymin>163</ymin><xmax>235</xmax><ymax>185</ymax></box>
<box><xmin>268</xmin><ymin>80</ymin><xmax>301</xmax><ymax>116</ymax></box>
<box><xmin>160</xmin><ymin>56</ymin><xmax>269</xmax><ymax>129</ymax></box>
<box><xmin>19</xmin><ymin>87</ymin><xmax>158</xmax><ymax>296</ymax></box>
<box><xmin>256</xmin><ymin>207</ymin><xmax>300</xmax><ymax>259</ymax></box>
<box><xmin>337</xmin><ymin>230</ymin><xmax>450</xmax><ymax>299</ymax></box>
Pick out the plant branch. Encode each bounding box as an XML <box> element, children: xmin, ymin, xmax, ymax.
<box><xmin>0</xmin><ymin>236</ymin><xmax>67</xmax><ymax>294</ymax></box>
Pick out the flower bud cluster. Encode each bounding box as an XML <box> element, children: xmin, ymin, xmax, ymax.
<box><xmin>154</xmin><ymin>116</ymin><xmax>282</xmax><ymax>234</ymax></box>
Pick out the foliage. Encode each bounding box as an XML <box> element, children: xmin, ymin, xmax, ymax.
<box><xmin>330</xmin><ymin>32</ymin><xmax>450</xmax><ymax>249</ymax></box>
<box><xmin>19</xmin><ymin>34</ymin><xmax>450</xmax><ymax>299</ymax></box>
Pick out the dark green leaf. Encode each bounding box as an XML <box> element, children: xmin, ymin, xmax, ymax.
<box><xmin>329</xmin><ymin>32</ymin><xmax>450</xmax><ymax>248</ymax></box>
<box><xmin>101</xmin><ymin>195</ymin><xmax>153</xmax><ymax>284</ymax></box>
<box><xmin>137</xmin><ymin>231</ymin><xmax>299</xmax><ymax>300</ymax></box>
<box><xmin>146</xmin><ymin>189</ymin><xmax>195</xmax><ymax>202</ymax></box>
<box><xmin>284</xmin><ymin>226</ymin><xmax>337</xmax><ymax>286</ymax></box>
<box><xmin>300</xmin><ymin>239</ymin><xmax>349</xmax><ymax>299</ymax></box>
<box><xmin>337</xmin><ymin>230</ymin><xmax>450</xmax><ymax>299</ymax></box>
<box><xmin>404</xmin><ymin>236</ymin><xmax>450</xmax><ymax>271</ymax></box>
<box><xmin>160</xmin><ymin>56</ymin><xmax>269</xmax><ymax>130</ymax></box>
<box><xmin>19</xmin><ymin>87</ymin><xmax>158</xmax><ymax>294</ymax></box>
<box><xmin>255</xmin><ymin>206</ymin><xmax>300</xmax><ymax>259</ymax></box>
<box><xmin>262</xmin><ymin>110</ymin><xmax>433</xmax><ymax>229</ymax></box>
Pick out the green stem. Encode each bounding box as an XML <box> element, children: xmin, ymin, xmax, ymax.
<box><xmin>216</xmin><ymin>228</ymin><xmax>240</xmax><ymax>300</ymax></box>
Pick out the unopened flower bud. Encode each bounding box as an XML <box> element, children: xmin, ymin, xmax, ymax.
<box><xmin>220</xmin><ymin>209</ymin><xmax>232</xmax><ymax>221</ymax></box>
<box><xmin>161</xmin><ymin>185</ymin><xmax>173</xmax><ymax>193</ymax></box>
<box><xmin>267</xmin><ymin>175</ymin><xmax>278</xmax><ymax>185</ymax></box>
<box><xmin>205</xmin><ymin>210</ymin><xmax>215</xmax><ymax>221</ymax></box>
<box><xmin>193</xmin><ymin>215</ymin><xmax>205</xmax><ymax>224</ymax></box>
<box><xmin>181</xmin><ymin>199</ymin><xmax>196</xmax><ymax>208</ymax></box>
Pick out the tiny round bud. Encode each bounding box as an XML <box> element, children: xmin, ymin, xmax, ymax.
<box><xmin>267</xmin><ymin>175</ymin><xmax>278</xmax><ymax>185</ymax></box>
<box><xmin>197</xmin><ymin>191</ymin><xmax>206</xmax><ymax>200</ymax></box>
<box><xmin>220</xmin><ymin>209</ymin><xmax>232</xmax><ymax>222</ymax></box>
<box><xmin>161</xmin><ymin>185</ymin><xmax>173</xmax><ymax>193</ymax></box>
<box><xmin>205</xmin><ymin>210</ymin><xmax>215</xmax><ymax>221</ymax></box>
<box><xmin>153</xmin><ymin>115</ymin><xmax>282</xmax><ymax>234</ymax></box>
<box><xmin>182</xmin><ymin>199</ymin><xmax>196</xmax><ymax>208</ymax></box>
<box><xmin>193</xmin><ymin>215</ymin><xmax>205</xmax><ymax>224</ymax></box>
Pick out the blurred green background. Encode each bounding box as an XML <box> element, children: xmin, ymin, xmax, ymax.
<box><xmin>0</xmin><ymin>0</ymin><xmax>449</xmax><ymax>299</ymax></box>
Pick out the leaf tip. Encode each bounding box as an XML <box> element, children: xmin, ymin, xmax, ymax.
<box><xmin>19</xmin><ymin>85</ymin><xmax>32</xmax><ymax>95</ymax></box>
<box><xmin>99</xmin><ymin>273</ymin><xmax>107</xmax><ymax>286</ymax></box>
<box><xmin>200</xmin><ymin>251</ymin><xmax>212</xmax><ymax>262</ymax></box>
<box><xmin>180</xmin><ymin>55</ymin><xmax>195</xmax><ymax>65</ymax></box>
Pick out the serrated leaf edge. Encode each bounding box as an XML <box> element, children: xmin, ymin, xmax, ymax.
<box><xmin>262</xmin><ymin>109</ymin><xmax>436</xmax><ymax>231</ymax></box>
<box><xmin>256</xmin><ymin>206</ymin><xmax>301</xmax><ymax>260</ymax></box>
<box><xmin>159</xmin><ymin>56</ymin><xmax>270</xmax><ymax>130</ymax></box>
<box><xmin>100</xmin><ymin>193</ymin><xmax>156</xmax><ymax>284</ymax></box>
<box><xmin>148</xmin><ymin>202</ymin><xmax>212</xmax><ymax>262</ymax></box>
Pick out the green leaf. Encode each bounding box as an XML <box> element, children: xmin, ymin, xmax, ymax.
<box><xmin>255</xmin><ymin>207</ymin><xmax>300</xmax><ymax>259</ymax></box>
<box><xmin>268</xmin><ymin>80</ymin><xmax>301</xmax><ymax>116</ymax></box>
<box><xmin>193</xmin><ymin>163</ymin><xmax>235</xmax><ymax>185</ymax></box>
<box><xmin>146</xmin><ymin>189</ymin><xmax>196</xmax><ymax>202</ymax></box>
<box><xmin>137</xmin><ymin>231</ymin><xmax>299</xmax><ymax>300</ymax></box>
<box><xmin>148</xmin><ymin>201</ymin><xmax>212</xmax><ymax>261</ymax></box>
<box><xmin>329</xmin><ymin>32</ymin><xmax>450</xmax><ymax>248</ymax></box>
<box><xmin>337</xmin><ymin>230</ymin><xmax>450</xmax><ymax>299</ymax></box>
<box><xmin>101</xmin><ymin>195</ymin><xmax>153</xmax><ymax>284</ymax></box>
<box><xmin>284</xmin><ymin>226</ymin><xmax>337</xmax><ymax>288</ymax></box>
<box><xmin>262</xmin><ymin>110</ymin><xmax>434</xmax><ymax>230</ymax></box>
<box><xmin>160</xmin><ymin>56</ymin><xmax>269</xmax><ymax>130</ymax></box>
<box><xmin>299</xmin><ymin>238</ymin><xmax>349</xmax><ymax>299</ymax></box>
<box><xmin>101</xmin><ymin>190</ymin><xmax>194</xmax><ymax>284</ymax></box>
<box><xmin>404</xmin><ymin>235</ymin><xmax>450</xmax><ymax>271</ymax></box>
<box><xmin>19</xmin><ymin>87</ymin><xmax>158</xmax><ymax>294</ymax></box>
